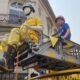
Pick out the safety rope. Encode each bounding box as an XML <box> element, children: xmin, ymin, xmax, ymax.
<box><xmin>14</xmin><ymin>51</ymin><xmax>19</xmax><ymax>80</ymax></box>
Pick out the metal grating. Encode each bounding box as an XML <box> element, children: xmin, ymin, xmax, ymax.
<box><xmin>0</xmin><ymin>72</ymin><xmax>27</xmax><ymax>80</ymax></box>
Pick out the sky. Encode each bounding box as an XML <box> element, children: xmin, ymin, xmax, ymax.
<box><xmin>48</xmin><ymin>0</ymin><xmax>80</xmax><ymax>44</ymax></box>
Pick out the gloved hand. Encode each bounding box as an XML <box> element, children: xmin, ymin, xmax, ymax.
<box><xmin>60</xmin><ymin>36</ymin><xmax>64</xmax><ymax>39</ymax></box>
<box><xmin>32</xmin><ymin>44</ymin><xmax>39</xmax><ymax>52</ymax></box>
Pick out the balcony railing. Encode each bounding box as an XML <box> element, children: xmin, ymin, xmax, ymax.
<box><xmin>0</xmin><ymin>14</ymin><xmax>26</xmax><ymax>26</ymax></box>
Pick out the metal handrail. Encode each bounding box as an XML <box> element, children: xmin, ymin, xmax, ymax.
<box><xmin>55</xmin><ymin>38</ymin><xmax>80</xmax><ymax>56</ymax></box>
<box><xmin>29</xmin><ymin>69</ymin><xmax>80</xmax><ymax>80</ymax></box>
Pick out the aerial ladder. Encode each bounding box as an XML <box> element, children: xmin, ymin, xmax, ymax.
<box><xmin>0</xmin><ymin>26</ymin><xmax>80</xmax><ymax>80</ymax></box>
<box><xmin>15</xmin><ymin>26</ymin><xmax>80</xmax><ymax>80</ymax></box>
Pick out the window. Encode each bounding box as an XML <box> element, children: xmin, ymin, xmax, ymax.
<box><xmin>10</xmin><ymin>2</ymin><xmax>26</xmax><ymax>18</ymax></box>
<box><xmin>39</xmin><ymin>6</ymin><xmax>41</xmax><ymax>17</ymax></box>
<box><xmin>9</xmin><ymin>2</ymin><xmax>26</xmax><ymax>24</ymax></box>
<box><xmin>46</xmin><ymin>17</ymin><xmax>53</xmax><ymax>36</ymax></box>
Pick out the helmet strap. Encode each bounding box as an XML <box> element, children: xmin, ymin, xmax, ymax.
<box><xmin>26</xmin><ymin>7</ymin><xmax>35</xmax><ymax>16</ymax></box>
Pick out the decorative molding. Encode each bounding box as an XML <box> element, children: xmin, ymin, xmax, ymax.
<box><xmin>39</xmin><ymin>0</ymin><xmax>55</xmax><ymax>26</ymax></box>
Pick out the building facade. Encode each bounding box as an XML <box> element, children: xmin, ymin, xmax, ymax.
<box><xmin>0</xmin><ymin>0</ymin><xmax>57</xmax><ymax>76</ymax></box>
<box><xmin>0</xmin><ymin>0</ymin><xmax>56</xmax><ymax>40</ymax></box>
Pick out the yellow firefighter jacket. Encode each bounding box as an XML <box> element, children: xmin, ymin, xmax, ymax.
<box><xmin>1</xmin><ymin>17</ymin><xmax>43</xmax><ymax>51</ymax></box>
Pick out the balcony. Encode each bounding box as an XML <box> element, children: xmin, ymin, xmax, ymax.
<box><xmin>0</xmin><ymin>14</ymin><xmax>26</xmax><ymax>27</ymax></box>
<box><xmin>0</xmin><ymin>14</ymin><xmax>26</xmax><ymax>32</ymax></box>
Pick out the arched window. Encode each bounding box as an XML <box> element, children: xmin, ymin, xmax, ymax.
<box><xmin>10</xmin><ymin>2</ymin><xmax>25</xmax><ymax>16</ymax></box>
<box><xmin>9</xmin><ymin>2</ymin><xmax>26</xmax><ymax>24</ymax></box>
<box><xmin>11</xmin><ymin>2</ymin><xmax>23</xmax><ymax>9</ymax></box>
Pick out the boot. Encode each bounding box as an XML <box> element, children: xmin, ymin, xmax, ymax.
<box><xmin>31</xmin><ymin>72</ymin><xmax>38</xmax><ymax>77</ymax></box>
<box><xmin>0</xmin><ymin>59</ymin><xmax>5</xmax><ymax>66</ymax></box>
<box><xmin>4</xmin><ymin>45</ymin><xmax>17</xmax><ymax>71</ymax></box>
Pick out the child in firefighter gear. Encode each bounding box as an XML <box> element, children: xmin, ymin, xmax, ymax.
<box><xmin>55</xmin><ymin>16</ymin><xmax>71</xmax><ymax>40</ymax></box>
<box><xmin>1</xmin><ymin>2</ymin><xmax>43</xmax><ymax>71</ymax></box>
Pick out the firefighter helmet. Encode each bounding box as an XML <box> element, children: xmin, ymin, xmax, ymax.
<box><xmin>23</xmin><ymin>3</ymin><xmax>35</xmax><ymax>13</ymax></box>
